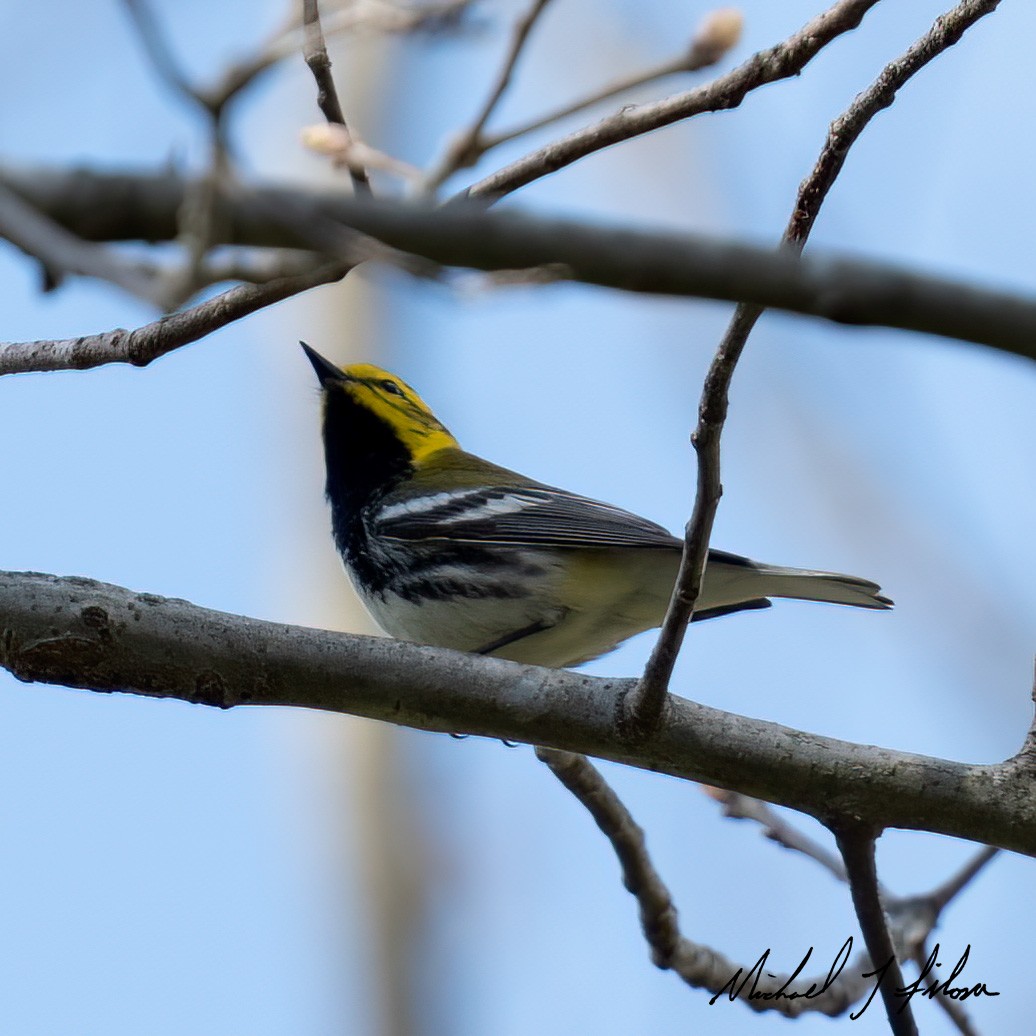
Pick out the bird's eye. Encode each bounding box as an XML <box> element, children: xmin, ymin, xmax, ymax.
<box><xmin>380</xmin><ymin>379</ymin><xmax>405</xmax><ymax>397</ymax></box>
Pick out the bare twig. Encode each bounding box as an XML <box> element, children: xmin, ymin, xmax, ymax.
<box><xmin>834</xmin><ymin>824</ymin><xmax>918</xmax><ymax>1036</ymax></box>
<box><xmin>788</xmin><ymin>0</ymin><xmax>1001</xmax><ymax>246</ymax></box>
<box><xmin>302</xmin><ymin>0</ymin><xmax>372</xmax><ymax>194</ymax></box>
<box><xmin>910</xmin><ymin>943</ymin><xmax>981</xmax><ymax>1035</ymax></box>
<box><xmin>903</xmin><ymin>845</ymin><xmax>999</xmax><ymax>1035</ymax></box>
<box><xmin>480</xmin><ymin>9</ymin><xmax>743</xmax><ymax>154</ymax></box>
<box><xmin>0</xmin><ymin>261</ymin><xmax>348</xmax><ymax>375</ymax></box>
<box><xmin>122</xmin><ymin>0</ymin><xmax>209</xmax><ymax>111</ymax></box>
<box><xmin>536</xmin><ymin>748</ymin><xmax>881</xmax><ymax>1016</ymax></box>
<box><xmin>629</xmin><ymin>0</ymin><xmax>1002</xmax><ymax>731</ymax></box>
<box><xmin>928</xmin><ymin>845</ymin><xmax>1000</xmax><ymax>912</ymax></box>
<box><xmin>124</xmin><ymin>0</ymin><xmax>476</xmax><ymax>119</ymax></box>
<box><xmin>712</xmin><ymin>795</ymin><xmax>998</xmax><ymax>922</ymax></box>
<box><xmin>193</xmin><ymin>247</ymin><xmax>332</xmax><ymax>286</ymax></box>
<box><xmin>421</xmin><ymin>0</ymin><xmax>555</xmax><ymax>192</ymax></box>
<box><xmin>536</xmin><ymin>749</ymin><xmax>681</xmax><ymax>966</ymax></box>
<box><xmin>536</xmin><ymin>749</ymin><xmax>999</xmax><ymax>1021</ymax></box>
<box><xmin>122</xmin><ymin>0</ymin><xmax>239</xmax><ymax>306</ymax></box>
<box><xmin>713</xmin><ymin>793</ymin><xmax>998</xmax><ymax>1031</ymax></box>
<box><xmin>707</xmin><ymin>789</ymin><xmax>848</xmax><ymax>883</ymax></box>
<box><xmin>302</xmin><ymin>124</ymin><xmax>424</xmax><ymax>183</ymax></box>
<box><xmin>461</xmin><ymin>0</ymin><xmax>882</xmax><ymax>202</ymax></box>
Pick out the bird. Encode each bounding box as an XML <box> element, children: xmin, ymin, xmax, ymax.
<box><xmin>303</xmin><ymin>343</ymin><xmax>891</xmax><ymax>669</ymax></box>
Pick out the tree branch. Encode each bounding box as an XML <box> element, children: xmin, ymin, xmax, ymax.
<box><xmin>834</xmin><ymin>824</ymin><xmax>918</xmax><ymax>1035</ymax></box>
<box><xmin>1</xmin><ymin>571</ymin><xmax>1034</xmax><ymax>856</ymax></box>
<box><xmin>460</xmin><ymin>0</ymin><xmax>882</xmax><ymax>202</ymax></box>
<box><xmin>0</xmin><ymin>261</ymin><xmax>348</xmax><ymax>374</ymax></box>
<box><xmin>3</xmin><ymin>174</ymin><xmax>1036</xmax><ymax>371</ymax></box>
<box><xmin>302</xmin><ymin>0</ymin><xmax>371</xmax><ymax>194</ymax></box>
<box><xmin>628</xmin><ymin>0</ymin><xmax>1003</xmax><ymax>731</ymax></box>
<box><xmin>420</xmin><ymin>0</ymin><xmax>555</xmax><ymax>192</ymax></box>
<box><xmin>0</xmin><ymin>179</ymin><xmax>166</xmax><ymax>306</ymax></box>
<box><xmin>537</xmin><ymin>749</ymin><xmax>989</xmax><ymax>1021</ymax></box>
<box><xmin>536</xmin><ymin>749</ymin><xmax>879</xmax><ymax>1017</ymax></box>
<box><xmin>707</xmin><ymin>789</ymin><xmax>849</xmax><ymax>883</ymax></box>
<box><xmin>478</xmin><ymin>9</ymin><xmax>743</xmax><ymax>156</ymax></box>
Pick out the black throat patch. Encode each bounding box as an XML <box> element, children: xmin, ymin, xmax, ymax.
<box><xmin>321</xmin><ymin>387</ymin><xmax>412</xmax><ymax>561</ymax></box>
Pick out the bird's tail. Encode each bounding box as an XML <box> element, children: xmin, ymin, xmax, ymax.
<box><xmin>745</xmin><ymin>563</ymin><xmax>893</xmax><ymax>610</ymax></box>
<box><xmin>697</xmin><ymin>550</ymin><xmax>893</xmax><ymax>616</ymax></box>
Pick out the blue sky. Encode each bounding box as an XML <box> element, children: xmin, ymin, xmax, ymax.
<box><xmin>2</xmin><ymin>2</ymin><xmax>1033</xmax><ymax>1034</ymax></box>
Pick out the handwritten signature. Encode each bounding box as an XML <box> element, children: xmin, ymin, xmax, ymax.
<box><xmin>709</xmin><ymin>938</ymin><xmax>998</xmax><ymax>1017</ymax></box>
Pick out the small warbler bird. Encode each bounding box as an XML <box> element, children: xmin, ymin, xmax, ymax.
<box><xmin>303</xmin><ymin>344</ymin><xmax>891</xmax><ymax>668</ymax></box>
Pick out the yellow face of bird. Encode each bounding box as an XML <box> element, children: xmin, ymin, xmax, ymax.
<box><xmin>332</xmin><ymin>362</ymin><xmax>459</xmax><ymax>463</ymax></box>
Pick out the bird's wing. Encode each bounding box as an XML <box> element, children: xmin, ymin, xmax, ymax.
<box><xmin>374</xmin><ymin>481</ymin><xmax>682</xmax><ymax>550</ymax></box>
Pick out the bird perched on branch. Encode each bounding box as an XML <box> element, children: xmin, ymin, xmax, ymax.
<box><xmin>303</xmin><ymin>344</ymin><xmax>891</xmax><ymax>668</ymax></box>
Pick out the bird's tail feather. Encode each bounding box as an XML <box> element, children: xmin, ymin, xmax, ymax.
<box><xmin>749</xmin><ymin>565</ymin><xmax>893</xmax><ymax>610</ymax></box>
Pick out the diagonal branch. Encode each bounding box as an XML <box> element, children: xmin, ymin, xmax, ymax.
<box><xmin>707</xmin><ymin>789</ymin><xmax>849</xmax><ymax>884</ymax></box>
<box><xmin>122</xmin><ymin>0</ymin><xmax>209</xmax><ymax>112</ymax></box>
<box><xmin>420</xmin><ymin>0</ymin><xmax>554</xmax><ymax>192</ymax></box>
<box><xmin>460</xmin><ymin>0</ymin><xmax>882</xmax><ymax>202</ymax></box>
<box><xmin>628</xmin><ymin>0</ymin><xmax>1003</xmax><ymax>731</ymax></box>
<box><xmin>478</xmin><ymin>9</ymin><xmax>742</xmax><ymax>155</ymax></box>
<box><xmin>0</xmin><ymin>260</ymin><xmax>349</xmax><ymax>374</ymax></box>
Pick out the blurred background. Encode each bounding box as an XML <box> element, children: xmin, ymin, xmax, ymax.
<box><xmin>1</xmin><ymin>1</ymin><xmax>1033</xmax><ymax>1033</ymax></box>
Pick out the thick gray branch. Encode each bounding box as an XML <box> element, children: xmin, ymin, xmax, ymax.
<box><xmin>2</xmin><ymin>169</ymin><xmax>1034</xmax><ymax>364</ymax></box>
<box><xmin>1</xmin><ymin>571</ymin><xmax>1034</xmax><ymax>856</ymax></box>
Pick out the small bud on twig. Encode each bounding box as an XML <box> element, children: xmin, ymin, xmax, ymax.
<box><xmin>300</xmin><ymin>124</ymin><xmax>421</xmax><ymax>183</ymax></box>
<box><xmin>686</xmin><ymin>8</ymin><xmax>743</xmax><ymax>69</ymax></box>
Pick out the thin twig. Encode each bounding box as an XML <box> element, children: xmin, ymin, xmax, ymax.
<box><xmin>122</xmin><ymin>0</ymin><xmax>210</xmax><ymax>112</ymax></box>
<box><xmin>719</xmin><ymin>799</ymin><xmax>999</xmax><ymax>1032</ymax></box>
<box><xmin>834</xmin><ymin>824</ymin><xmax>919</xmax><ymax>1036</ymax></box>
<box><xmin>122</xmin><ymin>0</ymin><xmax>238</xmax><ymax>306</ymax></box>
<box><xmin>194</xmin><ymin>247</ymin><xmax>332</xmax><ymax>285</ymax></box>
<box><xmin>536</xmin><ymin>749</ymin><xmax>990</xmax><ymax>1020</ymax></box>
<box><xmin>788</xmin><ymin>0</ymin><xmax>1002</xmax><ymax>246</ymax></box>
<box><xmin>461</xmin><ymin>0</ymin><xmax>882</xmax><ymax>203</ymax></box>
<box><xmin>302</xmin><ymin>0</ymin><xmax>371</xmax><ymax>194</ymax></box>
<box><xmin>708</xmin><ymin>789</ymin><xmax>848</xmax><ymax>883</ymax></box>
<box><xmin>0</xmin><ymin>261</ymin><xmax>349</xmax><ymax>375</ymax></box>
<box><xmin>628</xmin><ymin>0</ymin><xmax>1002</xmax><ymax>731</ymax></box>
<box><xmin>901</xmin><ymin>845</ymin><xmax>999</xmax><ymax>1035</ymax></box>
<box><xmin>928</xmin><ymin>845</ymin><xmax>1000</xmax><ymax>912</ymax></box>
<box><xmin>911</xmin><ymin>944</ymin><xmax>981</xmax><ymax>1036</ymax></box>
<box><xmin>421</xmin><ymin>0</ymin><xmax>555</xmax><ymax>192</ymax></box>
<box><xmin>124</xmin><ymin>0</ymin><xmax>477</xmax><ymax>119</ymax></box>
<box><xmin>479</xmin><ymin>9</ymin><xmax>742</xmax><ymax>153</ymax></box>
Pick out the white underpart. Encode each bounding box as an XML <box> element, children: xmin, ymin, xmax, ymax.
<box><xmin>345</xmin><ymin>546</ymin><xmax>887</xmax><ymax>669</ymax></box>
